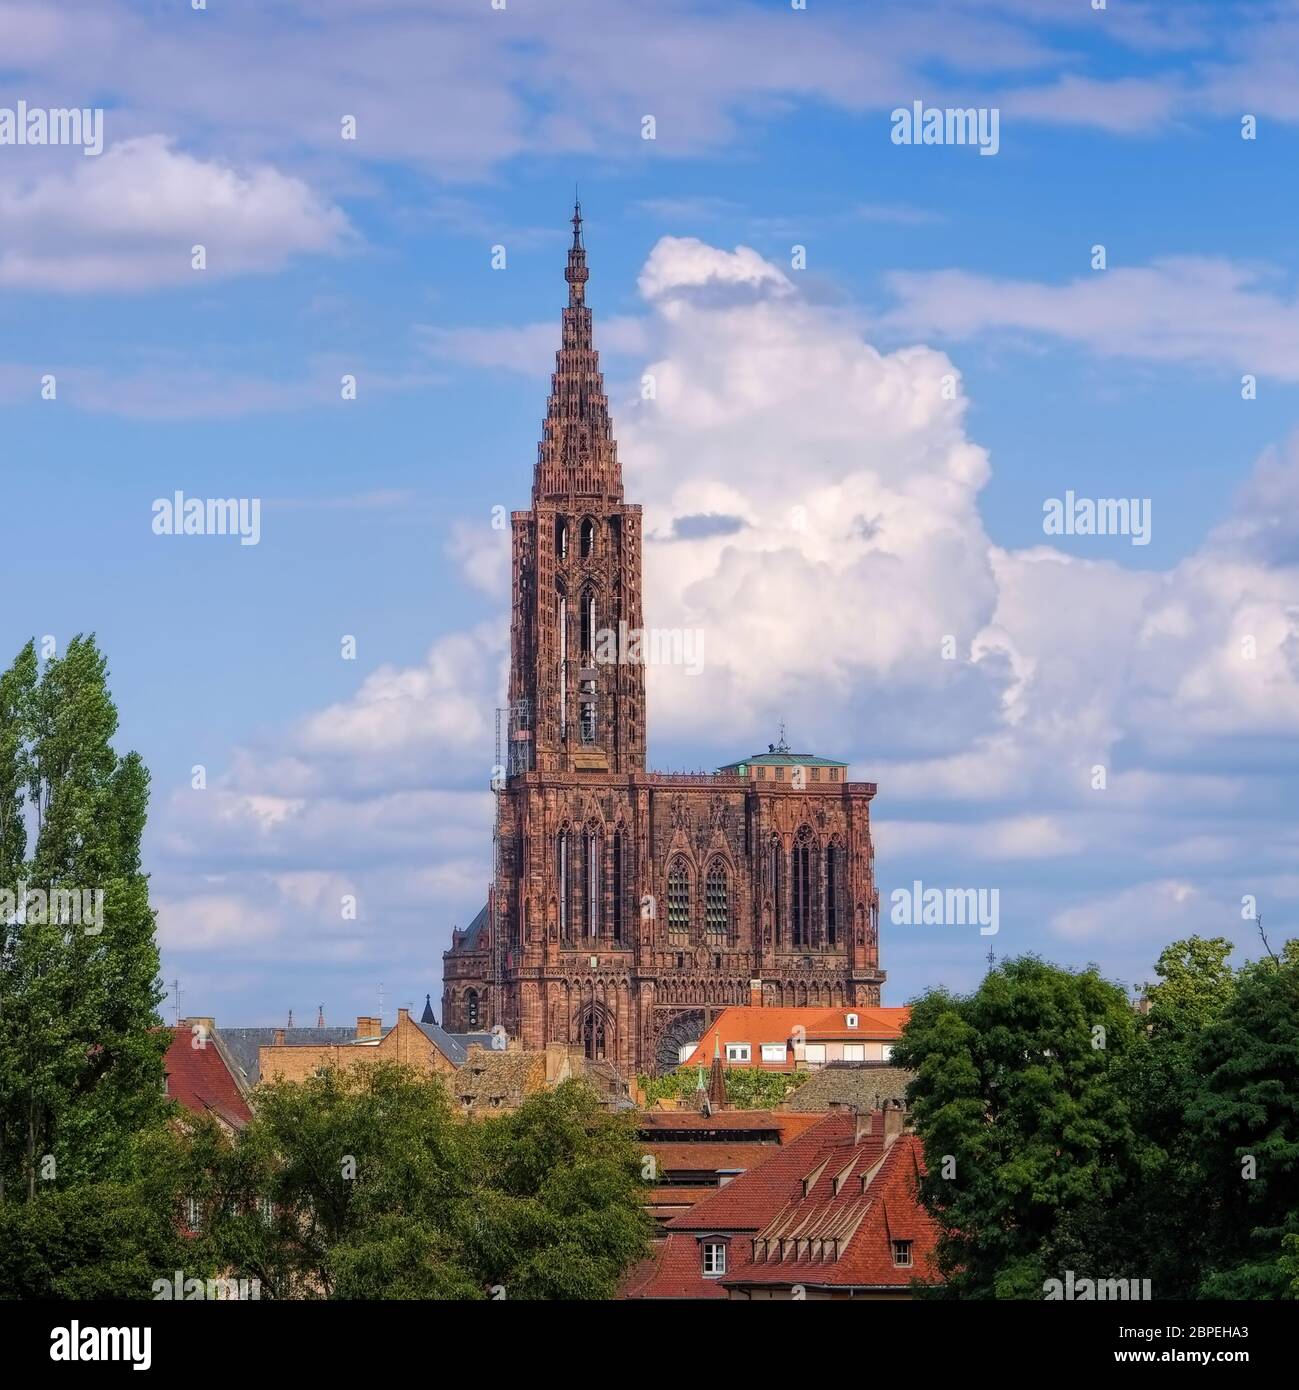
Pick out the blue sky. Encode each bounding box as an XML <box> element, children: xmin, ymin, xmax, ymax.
<box><xmin>3</xmin><ymin>0</ymin><xmax>1298</xmax><ymax>1029</ymax></box>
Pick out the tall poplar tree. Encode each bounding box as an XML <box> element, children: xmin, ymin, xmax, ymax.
<box><xmin>0</xmin><ymin>635</ymin><xmax>167</xmax><ymax>1204</ymax></box>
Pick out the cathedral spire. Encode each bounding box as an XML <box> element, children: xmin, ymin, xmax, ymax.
<box><xmin>534</xmin><ymin>199</ymin><xmax>619</xmax><ymax>504</ymax></box>
<box><xmin>566</xmin><ymin>197</ymin><xmax>587</xmax><ymax>306</ymax></box>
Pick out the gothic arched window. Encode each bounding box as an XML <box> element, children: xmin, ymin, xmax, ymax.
<box><xmin>585</xmin><ymin>825</ymin><xmax>601</xmax><ymax>938</ymax></box>
<box><xmin>580</xmin><ymin>1006</ymin><xmax>609</xmax><ymax>1061</ymax></box>
<box><xmin>612</xmin><ymin>830</ymin><xmax>625</xmax><ymax>942</ymax></box>
<box><xmin>557</xmin><ymin>828</ymin><xmax>571</xmax><ymax>940</ymax></box>
<box><xmin>556</xmin><ymin>517</ymin><xmax>568</xmax><ymax>558</ymax></box>
<box><xmin>769</xmin><ymin>835</ymin><xmax>783</xmax><ymax>944</ymax></box>
<box><xmin>667</xmin><ymin>858</ymin><xmax>690</xmax><ymax>940</ymax></box>
<box><xmin>465</xmin><ymin>990</ymin><xmax>480</xmax><ymax>1029</ymax></box>
<box><xmin>825</xmin><ymin>838</ymin><xmax>842</xmax><ymax>947</ymax></box>
<box><xmin>556</xmin><ymin>589</ymin><xmax>568</xmax><ymax>740</ymax></box>
<box><xmin>580</xmin><ymin>517</ymin><xmax>596</xmax><ymax>557</ymax></box>
<box><xmin>705</xmin><ymin>859</ymin><xmax>728</xmax><ymax>938</ymax></box>
<box><xmin>792</xmin><ymin>826</ymin><xmax>814</xmax><ymax>947</ymax></box>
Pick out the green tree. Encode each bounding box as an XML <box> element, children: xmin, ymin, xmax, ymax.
<box><xmin>638</xmin><ymin>1066</ymin><xmax>809</xmax><ymax>1109</ymax></box>
<box><xmin>0</xmin><ymin>636</ymin><xmax>168</xmax><ymax>1204</ymax></box>
<box><xmin>196</xmin><ymin>1065</ymin><xmax>650</xmax><ymax>1299</ymax></box>
<box><xmin>1100</xmin><ymin>936</ymin><xmax>1240</xmax><ymax>1297</ymax></box>
<box><xmin>893</xmin><ymin>955</ymin><xmax>1142</xmax><ymax>1299</ymax></box>
<box><xmin>1189</xmin><ymin>952</ymin><xmax>1299</xmax><ymax>1298</ymax></box>
<box><xmin>0</xmin><ymin>1122</ymin><xmax>206</xmax><ymax>1299</ymax></box>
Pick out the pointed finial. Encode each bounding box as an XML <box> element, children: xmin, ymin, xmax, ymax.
<box><xmin>571</xmin><ymin>195</ymin><xmax>583</xmax><ymax>249</ymax></box>
<box><xmin>776</xmin><ymin>721</ymin><xmax>790</xmax><ymax>754</ymax></box>
<box><xmin>316</xmin><ymin>1004</ymin><xmax>325</xmax><ymax>1028</ymax></box>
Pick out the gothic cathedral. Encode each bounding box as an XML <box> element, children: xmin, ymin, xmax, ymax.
<box><xmin>442</xmin><ymin>206</ymin><xmax>884</xmax><ymax>1073</ymax></box>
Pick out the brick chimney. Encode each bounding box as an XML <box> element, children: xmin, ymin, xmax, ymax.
<box><xmin>749</xmin><ymin>978</ymin><xmax>763</xmax><ymax>1008</ymax></box>
<box><xmin>355</xmin><ymin>1015</ymin><xmax>381</xmax><ymax>1039</ymax></box>
<box><xmin>883</xmin><ymin>1099</ymin><xmax>907</xmax><ymax>1147</ymax></box>
<box><xmin>273</xmin><ymin>1028</ymin><xmax>285</xmax><ymax>1046</ymax></box>
<box><xmin>854</xmin><ymin>1108</ymin><xmax>876</xmax><ymax>1144</ymax></box>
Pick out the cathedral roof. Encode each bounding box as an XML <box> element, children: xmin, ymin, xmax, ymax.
<box><xmin>456</xmin><ymin>902</ymin><xmax>490</xmax><ymax>950</ymax></box>
<box><xmin>718</xmin><ymin>751</ymin><xmax>848</xmax><ymax>770</ymax></box>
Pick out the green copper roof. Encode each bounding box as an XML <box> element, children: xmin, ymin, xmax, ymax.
<box><xmin>718</xmin><ymin>751</ymin><xmax>848</xmax><ymax>770</ymax></box>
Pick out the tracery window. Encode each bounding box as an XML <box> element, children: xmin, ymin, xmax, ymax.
<box><xmin>667</xmin><ymin>858</ymin><xmax>690</xmax><ymax>939</ymax></box>
<box><xmin>792</xmin><ymin>826</ymin><xmax>814</xmax><ymax>947</ymax></box>
<box><xmin>705</xmin><ymin>859</ymin><xmax>728</xmax><ymax>938</ymax></box>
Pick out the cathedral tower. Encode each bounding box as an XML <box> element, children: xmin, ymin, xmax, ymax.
<box><xmin>443</xmin><ymin>206</ymin><xmax>884</xmax><ymax>1073</ymax></box>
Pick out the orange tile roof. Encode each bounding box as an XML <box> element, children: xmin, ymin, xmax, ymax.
<box><xmin>626</xmin><ymin>1113</ymin><xmax>940</xmax><ymax>1299</ymax></box>
<box><xmin>681</xmin><ymin>1006</ymin><xmax>911</xmax><ymax>1069</ymax></box>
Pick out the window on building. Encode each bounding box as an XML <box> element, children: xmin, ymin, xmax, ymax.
<box><xmin>845</xmin><ymin>1011</ymin><xmax>858</xmax><ymax>1028</ymax></box>
<box><xmin>769</xmin><ymin>835</ymin><xmax>783</xmax><ymax>943</ymax></box>
<box><xmin>811</xmin><ymin>766</ymin><xmax>820</xmax><ymax>781</ymax></box>
<box><xmin>185</xmin><ymin>1196</ymin><xmax>202</xmax><ymax>1232</ymax></box>
<box><xmin>725</xmin><ymin>1043</ymin><xmax>751</xmax><ymax>1063</ymax></box>
<box><xmin>842</xmin><ymin>1043</ymin><xmax>865</xmax><ymax>1062</ymax></box>
<box><xmin>702</xmin><ymin>1242</ymin><xmax>727</xmax><ymax>1276</ymax></box>
<box><xmin>580</xmin><ymin>680</ymin><xmax>597</xmax><ymax>743</ymax></box>
<box><xmin>826</xmin><ymin>841</ymin><xmax>842</xmax><ymax>946</ymax></box>
<box><xmin>585</xmin><ymin>827</ymin><xmax>601</xmax><ymax>938</ymax></box>
<box><xmin>580</xmin><ymin>517</ymin><xmax>595</xmax><ymax>557</ymax></box>
<box><xmin>705</xmin><ymin>860</ymin><xmax>728</xmax><ymax>937</ymax></box>
<box><xmin>557</xmin><ymin>829</ymin><xmax>570</xmax><ymax>939</ymax></box>
<box><xmin>761</xmin><ymin>1043</ymin><xmax>785</xmax><ymax>1064</ymax></box>
<box><xmin>466</xmin><ymin>989</ymin><xmax>480</xmax><ymax>1029</ymax></box>
<box><xmin>556</xmin><ymin>517</ymin><xmax>568</xmax><ymax>558</ymax></box>
<box><xmin>892</xmin><ymin>1240</ymin><xmax>913</xmax><ymax>1268</ymax></box>
<box><xmin>557</xmin><ymin>592</ymin><xmax>567</xmax><ymax>739</ymax></box>
<box><xmin>667</xmin><ymin>858</ymin><xmax>690</xmax><ymax>938</ymax></box>
<box><xmin>792</xmin><ymin>826</ymin><xmax>813</xmax><ymax>946</ymax></box>
<box><xmin>804</xmin><ymin>1043</ymin><xmax>826</xmax><ymax>1065</ymax></box>
<box><xmin>611</xmin><ymin>831</ymin><xmax>624</xmax><ymax>942</ymax></box>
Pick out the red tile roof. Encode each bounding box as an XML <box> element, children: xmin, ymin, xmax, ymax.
<box><xmin>162</xmin><ymin>1027</ymin><xmax>253</xmax><ymax>1130</ymax></box>
<box><xmin>681</xmin><ymin>1006</ymin><xmax>910</xmax><ymax>1070</ymax></box>
<box><xmin>637</xmin><ymin>1109</ymin><xmax>822</xmax><ymax>1139</ymax></box>
<box><xmin>645</xmin><ymin>1142</ymin><xmax>779</xmax><ymax>1173</ymax></box>
<box><xmin>627</xmin><ymin>1112</ymin><xmax>940</xmax><ymax>1299</ymax></box>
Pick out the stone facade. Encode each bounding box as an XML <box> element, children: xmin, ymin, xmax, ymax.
<box><xmin>442</xmin><ymin>206</ymin><xmax>884</xmax><ymax>1074</ymax></box>
<box><xmin>258</xmin><ymin>1008</ymin><xmax>460</xmax><ymax>1083</ymax></box>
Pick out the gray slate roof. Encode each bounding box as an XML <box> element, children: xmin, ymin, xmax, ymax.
<box><xmin>219</xmin><ymin>1027</ymin><xmax>356</xmax><ymax>1085</ymax></box>
<box><xmin>456</xmin><ymin>903</ymin><xmax>490</xmax><ymax>950</ymax></box>
<box><xmin>413</xmin><ymin>1019</ymin><xmax>475</xmax><ymax>1066</ymax></box>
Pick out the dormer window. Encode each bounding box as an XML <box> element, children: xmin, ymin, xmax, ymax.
<box><xmin>846</xmin><ymin>1012</ymin><xmax>858</xmax><ymax>1029</ymax></box>
<box><xmin>892</xmin><ymin>1239</ymin><xmax>913</xmax><ymax>1268</ymax></box>
<box><xmin>702</xmin><ymin>1241</ymin><xmax>727</xmax><ymax>1276</ymax></box>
